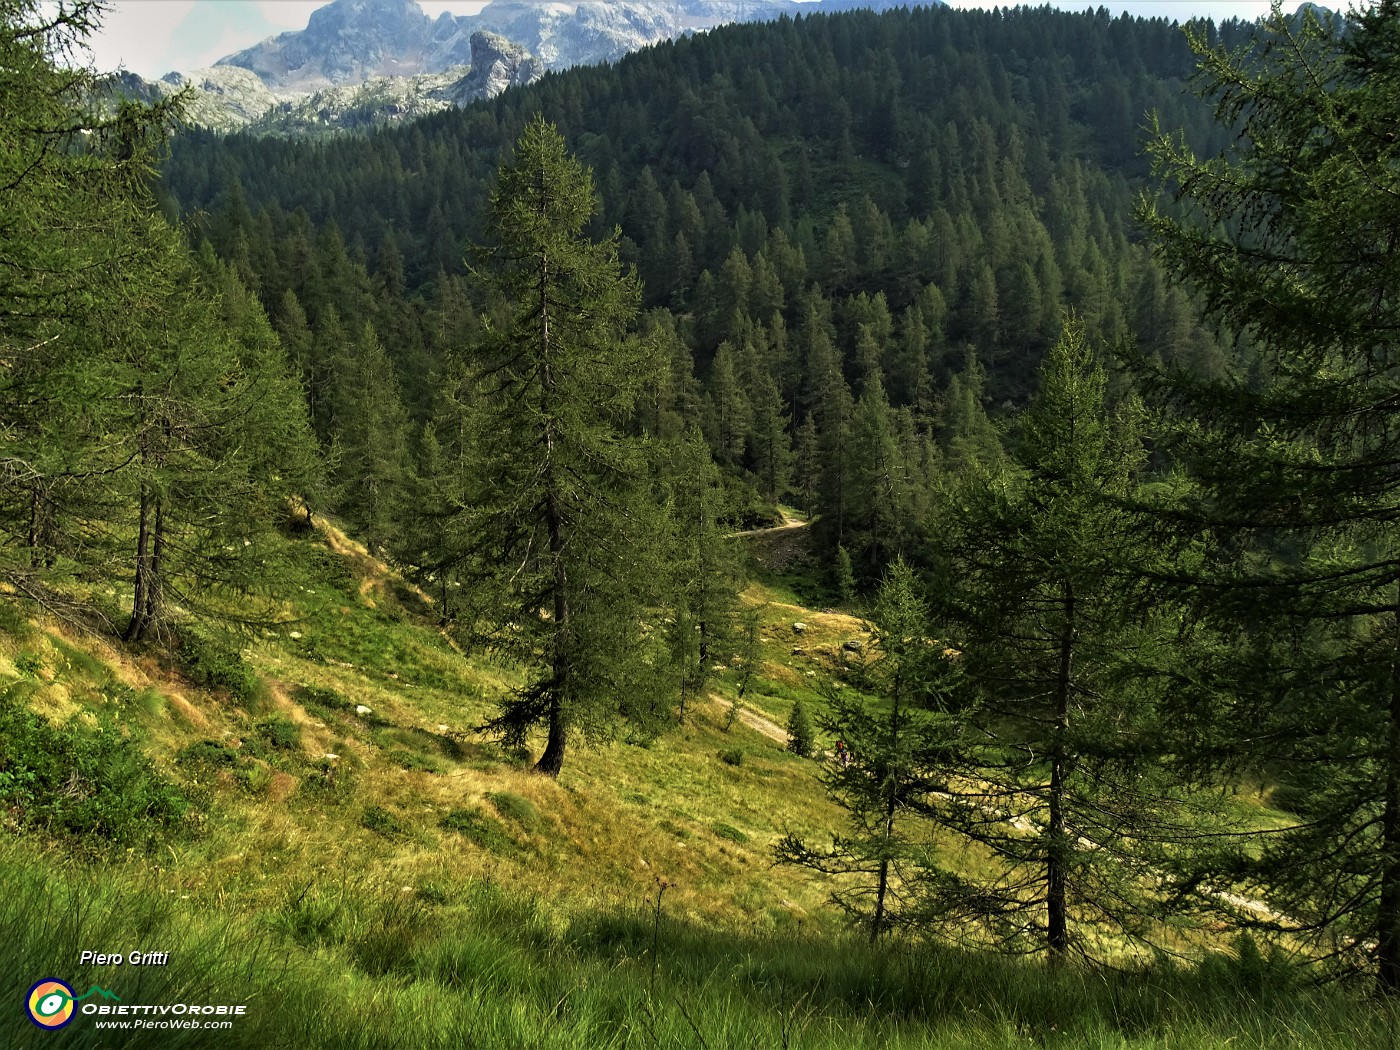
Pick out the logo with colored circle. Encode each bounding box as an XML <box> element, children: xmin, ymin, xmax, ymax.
<box><xmin>27</xmin><ymin>979</ymin><xmax>76</xmax><ymax>1030</ymax></box>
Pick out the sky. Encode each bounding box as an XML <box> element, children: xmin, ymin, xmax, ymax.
<box><xmin>83</xmin><ymin>0</ymin><xmax>1281</xmax><ymax>79</ymax></box>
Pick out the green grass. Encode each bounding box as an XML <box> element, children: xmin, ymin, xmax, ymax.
<box><xmin>0</xmin><ymin>840</ymin><xmax>1396</xmax><ymax>1049</ymax></box>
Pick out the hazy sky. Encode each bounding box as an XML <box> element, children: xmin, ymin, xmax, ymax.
<box><xmin>84</xmin><ymin>1</ymin><xmax>1281</xmax><ymax>79</ymax></box>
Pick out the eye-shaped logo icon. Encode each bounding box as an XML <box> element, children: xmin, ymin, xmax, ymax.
<box><xmin>26</xmin><ymin>978</ymin><xmax>77</xmax><ymax>1030</ymax></box>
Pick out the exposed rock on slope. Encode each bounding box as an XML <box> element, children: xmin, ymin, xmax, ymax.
<box><xmin>250</xmin><ymin>31</ymin><xmax>542</xmax><ymax>137</ymax></box>
<box><xmin>215</xmin><ymin>0</ymin><xmax>949</xmax><ymax>91</ymax></box>
<box><xmin>160</xmin><ymin>66</ymin><xmax>291</xmax><ymax>131</ymax></box>
<box><xmin>217</xmin><ymin>0</ymin><xmax>472</xmax><ymax>92</ymax></box>
<box><xmin>104</xmin><ymin>0</ymin><xmax>946</xmax><ymax>136</ymax></box>
<box><xmin>103</xmin><ymin>30</ymin><xmax>541</xmax><ymax>137</ymax></box>
<box><xmin>446</xmin><ymin>31</ymin><xmax>542</xmax><ymax>105</ymax></box>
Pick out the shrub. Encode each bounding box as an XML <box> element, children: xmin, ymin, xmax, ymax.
<box><xmin>257</xmin><ymin>715</ymin><xmax>301</xmax><ymax>751</ymax></box>
<box><xmin>378</xmin><ymin>726</ymin><xmax>461</xmax><ymax>760</ymax></box>
<box><xmin>711</xmin><ymin>821</ymin><xmax>750</xmax><ymax>844</ymax></box>
<box><xmin>300</xmin><ymin>756</ymin><xmax>355</xmax><ymax>803</ymax></box>
<box><xmin>439</xmin><ymin>807</ymin><xmax>518</xmax><ymax>855</ymax></box>
<box><xmin>833</xmin><ymin>545</ymin><xmax>856</xmax><ymax>604</ymax></box>
<box><xmin>0</xmin><ymin>599</ymin><xmax>32</xmax><ymax>637</ymax></box>
<box><xmin>235</xmin><ymin>764</ymin><xmax>274</xmax><ymax>795</ymax></box>
<box><xmin>416</xmin><ymin>881</ymin><xmax>451</xmax><ymax>905</ymax></box>
<box><xmin>786</xmin><ymin>700</ymin><xmax>816</xmax><ymax>758</ymax></box>
<box><xmin>360</xmin><ymin>805</ymin><xmax>406</xmax><ymax>838</ymax></box>
<box><xmin>0</xmin><ymin>685</ymin><xmax>188</xmax><ymax>846</ymax></box>
<box><xmin>293</xmin><ymin>684</ymin><xmax>353</xmax><ymax>716</ymax></box>
<box><xmin>386</xmin><ymin>748</ymin><xmax>440</xmax><ymax>774</ymax></box>
<box><xmin>177</xmin><ymin>740</ymin><xmax>239</xmax><ymax>768</ymax></box>
<box><xmin>178</xmin><ymin>630</ymin><xmax>266</xmax><ymax>708</ymax></box>
<box><xmin>718</xmin><ymin>747</ymin><xmax>744</xmax><ymax>766</ymax></box>
<box><xmin>487</xmin><ymin>791</ymin><xmax>540</xmax><ymax>830</ymax></box>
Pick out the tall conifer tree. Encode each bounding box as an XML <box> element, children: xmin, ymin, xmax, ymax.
<box><xmin>1140</xmin><ymin>0</ymin><xmax>1400</xmax><ymax>989</ymax></box>
<box><xmin>458</xmin><ymin>117</ymin><xmax>663</xmax><ymax>776</ymax></box>
<box><xmin>930</xmin><ymin>319</ymin><xmax>1187</xmax><ymax>959</ymax></box>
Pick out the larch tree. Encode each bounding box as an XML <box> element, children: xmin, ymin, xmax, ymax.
<box><xmin>0</xmin><ymin>2</ymin><xmax>181</xmax><ymax>604</ymax></box>
<box><xmin>663</xmin><ymin>427</ymin><xmax>741</xmax><ymax>722</ymax></box>
<box><xmin>929</xmin><ymin>319</ymin><xmax>1189</xmax><ymax>960</ymax></box>
<box><xmin>776</xmin><ymin>558</ymin><xmax>962</xmax><ymax>942</ymax></box>
<box><xmin>458</xmin><ymin>116</ymin><xmax>665</xmax><ymax>776</ymax></box>
<box><xmin>116</xmin><ymin>238</ymin><xmax>321</xmax><ymax>642</ymax></box>
<box><xmin>1140</xmin><ymin>0</ymin><xmax>1400</xmax><ymax>990</ymax></box>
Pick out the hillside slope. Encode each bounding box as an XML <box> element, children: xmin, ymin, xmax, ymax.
<box><xmin>0</xmin><ymin>518</ymin><xmax>1385</xmax><ymax>1049</ymax></box>
<box><xmin>0</xmin><ymin>514</ymin><xmax>859</xmax><ymax>928</ymax></box>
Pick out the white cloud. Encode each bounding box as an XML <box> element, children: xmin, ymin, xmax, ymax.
<box><xmin>85</xmin><ymin>1</ymin><xmax>195</xmax><ymax>75</ymax></box>
<box><xmin>253</xmin><ymin>1</ymin><xmax>324</xmax><ymax>29</ymax></box>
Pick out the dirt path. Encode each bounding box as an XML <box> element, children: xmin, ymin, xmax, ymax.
<box><xmin>727</xmin><ymin>509</ymin><xmax>809</xmax><ymax>539</ymax></box>
<box><xmin>711</xmin><ymin>695</ymin><xmax>790</xmax><ymax>744</ymax></box>
<box><xmin>715</xmin><ymin>693</ymin><xmax>1290</xmax><ymax>926</ymax></box>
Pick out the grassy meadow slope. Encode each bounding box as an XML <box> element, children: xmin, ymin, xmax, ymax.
<box><xmin>0</xmin><ymin>517</ymin><xmax>1393</xmax><ymax>1048</ymax></box>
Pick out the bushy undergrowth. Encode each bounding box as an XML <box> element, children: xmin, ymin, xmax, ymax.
<box><xmin>439</xmin><ymin>806</ymin><xmax>519</xmax><ymax>855</ymax></box>
<box><xmin>0</xmin><ymin>684</ymin><xmax>188</xmax><ymax>846</ymax></box>
<box><xmin>177</xmin><ymin>629</ymin><xmax>267</xmax><ymax>708</ymax></box>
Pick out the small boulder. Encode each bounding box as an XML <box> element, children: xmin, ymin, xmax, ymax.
<box><xmin>355</xmin><ymin>704</ymin><xmax>373</xmax><ymax>716</ymax></box>
<box><xmin>792</xmin><ymin>622</ymin><xmax>807</xmax><ymax>634</ymax></box>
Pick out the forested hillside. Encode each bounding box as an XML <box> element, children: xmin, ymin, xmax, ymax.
<box><xmin>10</xmin><ymin>0</ymin><xmax>1400</xmax><ymax>1041</ymax></box>
<box><xmin>164</xmin><ymin>4</ymin><xmax>1248</xmax><ymax>580</ymax></box>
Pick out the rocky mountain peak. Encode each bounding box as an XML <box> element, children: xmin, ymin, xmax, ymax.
<box><xmin>216</xmin><ymin>0</ymin><xmax>466</xmax><ymax>91</ymax></box>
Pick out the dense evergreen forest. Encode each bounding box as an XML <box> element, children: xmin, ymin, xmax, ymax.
<box><xmin>162</xmin><ymin>2</ymin><xmax>1249</xmax><ymax>582</ymax></box>
<box><xmin>9</xmin><ymin>0</ymin><xmax>1400</xmax><ymax>1009</ymax></box>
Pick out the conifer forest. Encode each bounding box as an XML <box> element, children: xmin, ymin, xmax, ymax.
<box><xmin>5</xmin><ymin>1</ymin><xmax>1400</xmax><ymax>1046</ymax></box>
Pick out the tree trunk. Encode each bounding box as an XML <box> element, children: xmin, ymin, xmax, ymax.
<box><xmin>124</xmin><ymin>483</ymin><xmax>152</xmax><ymax>643</ymax></box>
<box><xmin>536</xmin><ymin>496</ymin><xmax>568</xmax><ymax>778</ymax></box>
<box><xmin>872</xmin><ymin>667</ymin><xmax>902</xmax><ymax>943</ymax></box>
<box><xmin>534</xmin><ymin>237</ymin><xmax>568</xmax><ymax>779</ymax></box>
<box><xmin>27</xmin><ymin>485</ymin><xmax>45</xmax><ymax>569</ymax></box>
<box><xmin>1378</xmin><ymin>599</ymin><xmax>1400</xmax><ymax>993</ymax></box>
<box><xmin>1047</xmin><ymin>586</ymin><xmax>1074</xmax><ymax>961</ymax></box>
<box><xmin>142</xmin><ymin>496</ymin><xmax>166</xmax><ymax>636</ymax></box>
<box><xmin>536</xmin><ymin>696</ymin><xmax>567</xmax><ymax>776</ymax></box>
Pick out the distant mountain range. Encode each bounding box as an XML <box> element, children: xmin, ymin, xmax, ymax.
<box><xmin>103</xmin><ymin>0</ymin><xmax>944</xmax><ymax>137</ymax></box>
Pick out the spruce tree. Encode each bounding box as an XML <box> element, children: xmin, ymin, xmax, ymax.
<box><xmin>457</xmin><ymin>117</ymin><xmax>663</xmax><ymax>776</ymax></box>
<box><xmin>785</xmin><ymin>699</ymin><xmax>815</xmax><ymax>759</ymax></box>
<box><xmin>664</xmin><ymin>427</ymin><xmax>741</xmax><ymax>722</ymax></box>
<box><xmin>328</xmin><ymin>321</ymin><xmax>412</xmax><ymax>558</ymax></box>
